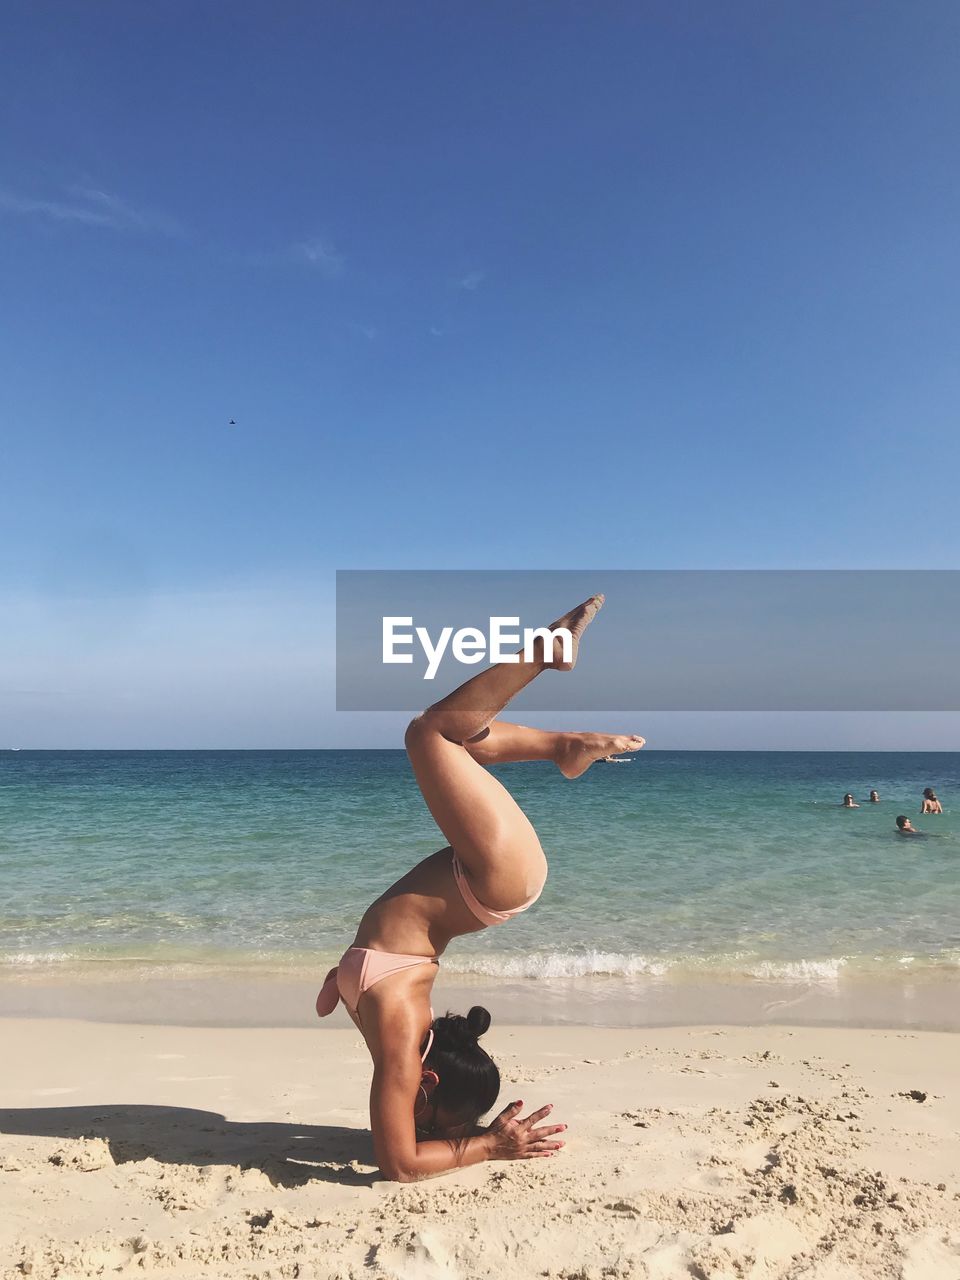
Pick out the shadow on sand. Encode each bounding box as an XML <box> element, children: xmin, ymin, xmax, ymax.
<box><xmin>0</xmin><ymin>1104</ymin><xmax>379</xmax><ymax>1188</ymax></box>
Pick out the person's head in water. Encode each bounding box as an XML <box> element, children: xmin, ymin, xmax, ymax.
<box><xmin>896</xmin><ymin>815</ymin><xmax>917</xmax><ymax>834</ymax></box>
<box><xmin>923</xmin><ymin>788</ymin><xmax>938</xmax><ymax>802</ymax></box>
<box><xmin>869</xmin><ymin>790</ymin><xmax>880</xmax><ymax>803</ymax></box>
<box><xmin>842</xmin><ymin>793</ymin><xmax>859</xmax><ymax>807</ymax></box>
<box><xmin>415</xmin><ymin>1006</ymin><xmax>500</xmax><ymax>1137</ymax></box>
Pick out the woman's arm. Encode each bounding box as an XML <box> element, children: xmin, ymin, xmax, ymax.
<box><xmin>370</xmin><ymin>1061</ymin><xmax>492</xmax><ymax>1181</ymax></box>
<box><xmin>368</xmin><ymin>1039</ymin><xmax>566</xmax><ymax>1181</ymax></box>
<box><xmin>372</xmin><ymin>1070</ymin><xmax>566</xmax><ymax>1181</ymax></box>
<box><xmin>362</xmin><ymin>990</ymin><xmax>565</xmax><ymax>1181</ymax></box>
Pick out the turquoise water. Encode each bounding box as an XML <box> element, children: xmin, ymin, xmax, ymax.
<box><xmin>1</xmin><ymin>750</ymin><xmax>959</xmax><ymax>982</ymax></box>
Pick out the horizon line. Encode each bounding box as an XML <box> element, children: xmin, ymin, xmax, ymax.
<box><xmin>5</xmin><ymin>747</ymin><xmax>960</xmax><ymax>755</ymax></box>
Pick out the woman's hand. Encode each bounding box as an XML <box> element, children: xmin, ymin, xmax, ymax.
<box><xmin>484</xmin><ymin>1100</ymin><xmax>567</xmax><ymax>1160</ymax></box>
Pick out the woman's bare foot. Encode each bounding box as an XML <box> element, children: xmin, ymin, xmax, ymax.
<box><xmin>547</xmin><ymin>594</ymin><xmax>604</xmax><ymax>671</ymax></box>
<box><xmin>555</xmin><ymin>731</ymin><xmax>645</xmax><ymax>779</ymax></box>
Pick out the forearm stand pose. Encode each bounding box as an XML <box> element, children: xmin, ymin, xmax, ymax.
<box><xmin>317</xmin><ymin>594</ymin><xmax>643</xmax><ymax>1181</ymax></box>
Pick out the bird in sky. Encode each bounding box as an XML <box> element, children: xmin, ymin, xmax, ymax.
<box><xmin>228</xmin><ymin>419</ymin><xmax>236</xmax><ymax>426</ymax></box>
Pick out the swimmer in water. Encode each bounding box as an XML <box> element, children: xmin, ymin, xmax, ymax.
<box><xmin>869</xmin><ymin>790</ymin><xmax>880</xmax><ymax>803</ymax></box>
<box><xmin>921</xmin><ymin>788</ymin><xmax>943</xmax><ymax>815</ymax></box>
<box><xmin>841</xmin><ymin>793</ymin><xmax>859</xmax><ymax>808</ymax></box>
<box><xmin>896</xmin><ymin>815</ymin><xmax>922</xmax><ymax>836</ymax></box>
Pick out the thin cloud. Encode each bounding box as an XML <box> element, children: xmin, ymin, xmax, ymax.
<box><xmin>67</xmin><ymin>185</ymin><xmax>182</xmax><ymax>236</ymax></box>
<box><xmin>348</xmin><ymin>321</ymin><xmax>377</xmax><ymax>340</ymax></box>
<box><xmin>0</xmin><ymin>184</ymin><xmax>182</xmax><ymax>236</ymax></box>
<box><xmin>458</xmin><ymin>270</ymin><xmax>485</xmax><ymax>291</ymax></box>
<box><xmin>296</xmin><ymin>238</ymin><xmax>345</xmax><ymax>278</ymax></box>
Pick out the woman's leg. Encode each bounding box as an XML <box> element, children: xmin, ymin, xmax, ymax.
<box><xmin>464</xmin><ymin>721</ymin><xmax>645</xmax><ymax>777</ymax></box>
<box><xmin>404</xmin><ymin>595</ymin><xmax>606</xmax><ymax>909</ymax></box>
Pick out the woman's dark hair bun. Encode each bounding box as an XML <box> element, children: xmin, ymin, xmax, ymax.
<box><xmin>466</xmin><ymin>1005</ymin><xmax>491</xmax><ymax>1038</ymax></box>
<box><xmin>432</xmin><ymin>1005</ymin><xmax>492</xmax><ymax>1050</ymax></box>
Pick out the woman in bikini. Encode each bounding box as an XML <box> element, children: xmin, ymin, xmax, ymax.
<box><xmin>316</xmin><ymin>593</ymin><xmax>644</xmax><ymax>1181</ymax></box>
<box><xmin>921</xmin><ymin>788</ymin><xmax>943</xmax><ymax>815</ymax></box>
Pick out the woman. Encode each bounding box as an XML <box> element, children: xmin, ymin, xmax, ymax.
<box><xmin>921</xmin><ymin>788</ymin><xmax>943</xmax><ymax>815</ymax></box>
<box><xmin>841</xmin><ymin>793</ymin><xmax>859</xmax><ymax>808</ymax></box>
<box><xmin>316</xmin><ymin>594</ymin><xmax>643</xmax><ymax>1181</ymax></box>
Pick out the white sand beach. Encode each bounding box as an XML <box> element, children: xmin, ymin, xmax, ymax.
<box><xmin>2</xmin><ymin>1018</ymin><xmax>959</xmax><ymax>1279</ymax></box>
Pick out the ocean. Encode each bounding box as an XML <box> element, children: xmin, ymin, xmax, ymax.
<box><xmin>2</xmin><ymin>750</ymin><xmax>958</xmax><ymax>992</ymax></box>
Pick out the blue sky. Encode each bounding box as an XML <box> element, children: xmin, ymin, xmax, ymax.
<box><xmin>2</xmin><ymin>2</ymin><xmax>959</xmax><ymax>747</ymax></box>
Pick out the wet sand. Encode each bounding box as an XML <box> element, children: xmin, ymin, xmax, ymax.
<box><xmin>2</xmin><ymin>966</ymin><xmax>960</xmax><ymax>1032</ymax></box>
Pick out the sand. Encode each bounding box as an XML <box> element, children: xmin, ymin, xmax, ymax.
<box><xmin>2</xmin><ymin>1019</ymin><xmax>959</xmax><ymax>1280</ymax></box>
